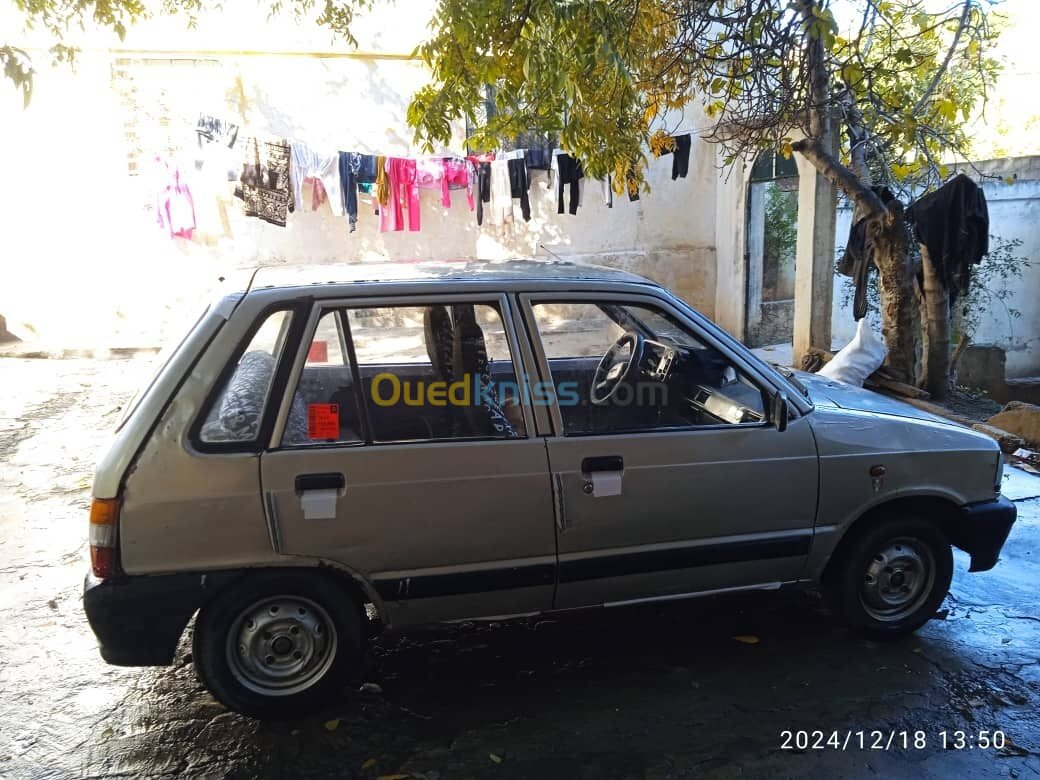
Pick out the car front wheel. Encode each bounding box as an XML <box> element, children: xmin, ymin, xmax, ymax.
<box><xmin>193</xmin><ymin>571</ymin><xmax>364</xmax><ymax>718</ymax></box>
<box><xmin>826</xmin><ymin>514</ymin><xmax>953</xmax><ymax>638</ymax></box>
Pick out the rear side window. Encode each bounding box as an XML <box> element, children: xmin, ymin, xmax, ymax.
<box><xmin>199</xmin><ymin>309</ymin><xmax>294</xmax><ymax>444</ymax></box>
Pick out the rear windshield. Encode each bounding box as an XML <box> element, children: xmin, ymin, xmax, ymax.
<box><xmin>115</xmin><ymin>306</ymin><xmax>210</xmax><ymax>431</ymax></box>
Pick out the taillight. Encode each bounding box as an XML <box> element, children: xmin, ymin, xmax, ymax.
<box><xmin>89</xmin><ymin>498</ymin><xmax>121</xmax><ymax>579</ymax></box>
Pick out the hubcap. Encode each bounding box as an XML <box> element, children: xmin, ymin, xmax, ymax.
<box><xmin>859</xmin><ymin>537</ymin><xmax>936</xmax><ymax>622</ymax></box>
<box><xmin>226</xmin><ymin>595</ymin><xmax>338</xmax><ymax>696</ymax></box>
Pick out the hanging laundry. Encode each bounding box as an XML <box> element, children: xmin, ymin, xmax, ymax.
<box><xmin>338</xmin><ymin>151</ymin><xmax>362</xmax><ymax>232</ymax></box>
<box><xmin>472</xmin><ymin>161</ymin><xmax>492</xmax><ymax>226</ymax></box>
<box><xmin>236</xmin><ymin>135</ymin><xmax>293</xmax><ymax>227</ymax></box>
<box><xmin>290</xmin><ymin>142</ymin><xmax>343</xmax><ymax>215</ymax></box>
<box><xmin>417</xmin><ymin>158</ymin><xmax>452</xmax><ymax>208</ymax></box>
<box><xmin>670</xmin><ymin>133</ymin><xmax>691</xmax><ymax>180</ymax></box>
<box><xmin>625</xmin><ymin>163</ymin><xmax>641</xmax><ymax>202</ymax></box>
<box><xmin>551</xmin><ymin>151</ymin><xmax>584</xmax><ymax>215</ymax></box>
<box><xmin>196</xmin><ymin>114</ymin><xmax>239</xmax><ymax>149</ymax></box>
<box><xmin>906</xmin><ymin>173</ymin><xmax>989</xmax><ymax>297</ymax></box>
<box><xmin>523</xmin><ymin>145</ymin><xmax>554</xmax><ymax>171</ymax></box>
<box><xmin>443</xmin><ymin>157</ymin><xmax>475</xmax><ymax>210</ymax></box>
<box><xmin>375</xmin><ymin>155</ymin><xmax>390</xmax><ymax>213</ymax></box>
<box><xmin>838</xmin><ymin>186</ymin><xmax>897</xmax><ymax>321</ymax></box>
<box><xmin>381</xmin><ymin>157</ymin><xmax>421</xmax><ymax>232</ymax></box>
<box><xmin>487</xmin><ymin>159</ymin><xmax>515</xmax><ymax>227</ymax></box>
<box><xmin>154</xmin><ymin>156</ymin><xmax>195</xmax><ymax>239</ymax></box>
<box><xmin>507</xmin><ymin>157</ymin><xmax>531</xmax><ymax>221</ymax></box>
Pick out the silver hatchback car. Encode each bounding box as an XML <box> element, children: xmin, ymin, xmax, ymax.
<box><xmin>84</xmin><ymin>260</ymin><xmax>1015</xmax><ymax>717</ymax></box>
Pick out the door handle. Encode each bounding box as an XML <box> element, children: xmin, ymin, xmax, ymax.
<box><xmin>295</xmin><ymin>472</ymin><xmax>346</xmax><ymax>493</ymax></box>
<box><xmin>580</xmin><ymin>456</ymin><xmax>624</xmax><ymax>498</ymax></box>
<box><xmin>581</xmin><ymin>456</ymin><xmax>623</xmax><ymax>473</ymax></box>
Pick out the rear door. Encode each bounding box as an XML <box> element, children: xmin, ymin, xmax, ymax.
<box><xmin>521</xmin><ymin>292</ymin><xmax>819</xmax><ymax>609</ymax></box>
<box><xmin>260</xmin><ymin>294</ymin><xmax>556</xmax><ymax>627</ymax></box>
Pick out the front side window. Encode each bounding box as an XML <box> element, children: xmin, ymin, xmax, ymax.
<box><xmin>346</xmin><ymin>302</ymin><xmax>526</xmax><ymax>443</ymax></box>
<box><xmin>199</xmin><ymin>309</ymin><xmax>294</xmax><ymax>444</ymax></box>
<box><xmin>531</xmin><ymin>300</ymin><xmax>766</xmax><ymax>436</ymax></box>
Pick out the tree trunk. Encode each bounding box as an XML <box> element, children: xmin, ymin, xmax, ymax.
<box><xmin>919</xmin><ymin>244</ymin><xmax>951</xmax><ymax>399</ymax></box>
<box><xmin>869</xmin><ymin>205</ymin><xmax>917</xmax><ymax>384</ymax></box>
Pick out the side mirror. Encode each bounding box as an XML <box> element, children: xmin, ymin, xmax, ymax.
<box><xmin>771</xmin><ymin>391</ymin><xmax>790</xmax><ymax>432</ymax></box>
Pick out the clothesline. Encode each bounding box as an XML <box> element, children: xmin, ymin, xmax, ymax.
<box><xmin>155</xmin><ymin>111</ymin><xmax>694</xmax><ymax>240</ymax></box>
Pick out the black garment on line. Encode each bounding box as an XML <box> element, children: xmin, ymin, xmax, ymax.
<box><xmin>905</xmin><ymin>173</ymin><xmax>989</xmax><ymax>297</ymax></box>
<box><xmin>475</xmin><ymin>162</ymin><xmax>492</xmax><ymax>226</ymax></box>
<box><xmin>838</xmin><ymin>186</ymin><xmax>897</xmax><ymax>321</ymax></box>
<box><xmin>671</xmin><ymin>133</ymin><xmax>691</xmax><ymax>179</ymax></box>
<box><xmin>556</xmin><ymin>153</ymin><xmax>583</xmax><ymax>215</ymax></box>
<box><xmin>338</xmin><ymin>152</ymin><xmax>360</xmax><ymax>233</ymax></box>
<box><xmin>507</xmin><ymin>158</ymin><xmax>531</xmax><ymax>221</ymax></box>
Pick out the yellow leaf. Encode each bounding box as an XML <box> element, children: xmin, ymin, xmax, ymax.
<box><xmin>362</xmin><ymin>758</ymin><xmax>377</xmax><ymax>770</ymax></box>
<box><xmin>1004</xmin><ymin>176</ymin><xmax>1015</xmax><ymax>185</ymax></box>
<box><xmin>732</xmin><ymin>635</ymin><xmax>760</xmax><ymax>645</ymax></box>
<box><xmin>489</xmin><ymin>753</ymin><xmax>503</xmax><ymax>764</ymax></box>
<box><xmin>938</xmin><ymin>164</ymin><xmax>949</xmax><ymax>179</ymax></box>
<box><xmin>324</xmin><ymin>719</ymin><xmax>341</xmax><ymax>731</ymax></box>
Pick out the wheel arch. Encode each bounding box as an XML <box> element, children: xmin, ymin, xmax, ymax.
<box><xmin>817</xmin><ymin>494</ymin><xmax>961</xmax><ymax>583</ymax></box>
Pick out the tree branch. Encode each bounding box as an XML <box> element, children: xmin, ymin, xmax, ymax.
<box><xmin>912</xmin><ymin>0</ymin><xmax>972</xmax><ymax>115</ymax></box>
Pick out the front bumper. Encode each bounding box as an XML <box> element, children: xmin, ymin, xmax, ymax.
<box><xmin>948</xmin><ymin>495</ymin><xmax>1017</xmax><ymax>572</ymax></box>
<box><xmin>83</xmin><ymin>570</ymin><xmax>238</xmax><ymax>666</ymax></box>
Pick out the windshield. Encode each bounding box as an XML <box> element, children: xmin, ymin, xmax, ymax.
<box><xmin>115</xmin><ymin>305</ymin><xmax>210</xmax><ymax>431</ymax></box>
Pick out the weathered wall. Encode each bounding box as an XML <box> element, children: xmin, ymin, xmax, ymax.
<box><xmin>0</xmin><ymin>1</ymin><xmax>724</xmax><ymax>348</ymax></box>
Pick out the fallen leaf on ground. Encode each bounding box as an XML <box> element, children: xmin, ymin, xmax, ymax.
<box><xmin>489</xmin><ymin>753</ymin><xmax>503</xmax><ymax>764</ymax></box>
<box><xmin>323</xmin><ymin>719</ymin><xmax>340</xmax><ymax>731</ymax></box>
<box><xmin>362</xmin><ymin>758</ymin><xmax>377</xmax><ymax>770</ymax></box>
<box><xmin>731</xmin><ymin>635</ymin><xmax>759</xmax><ymax>645</ymax></box>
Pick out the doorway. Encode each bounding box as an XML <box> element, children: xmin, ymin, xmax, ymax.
<box><xmin>745</xmin><ymin>152</ymin><xmax>799</xmax><ymax>348</ymax></box>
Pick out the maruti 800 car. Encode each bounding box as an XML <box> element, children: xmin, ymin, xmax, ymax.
<box><xmin>84</xmin><ymin>260</ymin><xmax>1015</xmax><ymax>717</ymax></box>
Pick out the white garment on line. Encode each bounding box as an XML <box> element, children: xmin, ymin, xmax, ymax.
<box><xmin>487</xmin><ymin>159</ymin><xmax>515</xmax><ymax>226</ymax></box>
<box><xmin>290</xmin><ymin>142</ymin><xmax>344</xmax><ymax>216</ymax></box>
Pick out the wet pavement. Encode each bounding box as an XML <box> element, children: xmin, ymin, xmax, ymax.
<box><xmin>1</xmin><ymin>356</ymin><xmax>1039</xmax><ymax>779</ymax></box>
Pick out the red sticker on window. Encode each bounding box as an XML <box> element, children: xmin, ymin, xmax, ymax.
<box><xmin>307</xmin><ymin>403</ymin><xmax>339</xmax><ymax>439</ymax></box>
<box><xmin>307</xmin><ymin>341</ymin><xmax>329</xmax><ymax>363</ymax></box>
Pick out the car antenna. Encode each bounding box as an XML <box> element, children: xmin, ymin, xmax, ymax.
<box><xmin>539</xmin><ymin>244</ymin><xmax>567</xmax><ymax>263</ymax></box>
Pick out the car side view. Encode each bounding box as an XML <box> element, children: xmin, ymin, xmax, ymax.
<box><xmin>84</xmin><ymin>260</ymin><xmax>1016</xmax><ymax>717</ymax></box>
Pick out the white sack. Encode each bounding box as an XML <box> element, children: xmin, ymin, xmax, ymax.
<box><xmin>818</xmin><ymin>319</ymin><xmax>888</xmax><ymax>387</ymax></box>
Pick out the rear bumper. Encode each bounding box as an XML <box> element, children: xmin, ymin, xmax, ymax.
<box><xmin>948</xmin><ymin>495</ymin><xmax>1017</xmax><ymax>572</ymax></box>
<box><xmin>83</xmin><ymin>570</ymin><xmax>238</xmax><ymax>666</ymax></box>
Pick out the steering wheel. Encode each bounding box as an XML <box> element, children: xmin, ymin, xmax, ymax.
<box><xmin>590</xmin><ymin>332</ymin><xmax>645</xmax><ymax>405</ymax></box>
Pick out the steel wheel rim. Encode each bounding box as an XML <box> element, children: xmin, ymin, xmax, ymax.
<box><xmin>226</xmin><ymin>595</ymin><xmax>338</xmax><ymax>696</ymax></box>
<box><xmin>859</xmin><ymin>536</ymin><xmax>936</xmax><ymax>622</ymax></box>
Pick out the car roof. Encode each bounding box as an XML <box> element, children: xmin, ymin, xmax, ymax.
<box><xmin>246</xmin><ymin>259</ymin><xmax>656</xmax><ymax>294</ymax></box>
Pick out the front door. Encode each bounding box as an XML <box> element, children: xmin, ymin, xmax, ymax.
<box><xmin>260</xmin><ymin>296</ymin><xmax>556</xmax><ymax>626</ymax></box>
<box><xmin>522</xmin><ymin>293</ymin><xmax>818</xmax><ymax>609</ymax></box>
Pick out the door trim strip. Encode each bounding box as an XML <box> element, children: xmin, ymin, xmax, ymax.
<box><xmin>557</xmin><ymin>533</ymin><xmax>811</xmax><ymax>584</ymax></box>
<box><xmin>371</xmin><ymin>532</ymin><xmax>810</xmax><ymax>601</ymax></box>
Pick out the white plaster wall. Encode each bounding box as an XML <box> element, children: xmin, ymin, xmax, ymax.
<box><xmin>0</xmin><ymin>42</ymin><xmax>720</xmax><ymax>347</ymax></box>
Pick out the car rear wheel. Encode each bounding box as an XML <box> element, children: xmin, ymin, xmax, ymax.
<box><xmin>826</xmin><ymin>514</ymin><xmax>953</xmax><ymax>638</ymax></box>
<box><xmin>193</xmin><ymin>571</ymin><xmax>363</xmax><ymax>718</ymax></box>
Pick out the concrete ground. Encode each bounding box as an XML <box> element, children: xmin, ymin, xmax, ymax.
<box><xmin>0</xmin><ymin>356</ymin><xmax>1038</xmax><ymax>779</ymax></box>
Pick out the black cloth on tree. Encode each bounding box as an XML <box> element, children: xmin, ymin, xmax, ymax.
<box><xmin>905</xmin><ymin>173</ymin><xmax>989</xmax><ymax>296</ymax></box>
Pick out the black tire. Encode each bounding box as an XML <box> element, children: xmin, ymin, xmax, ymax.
<box><xmin>193</xmin><ymin>570</ymin><xmax>364</xmax><ymax>718</ymax></box>
<box><xmin>825</xmin><ymin>513</ymin><xmax>953</xmax><ymax>638</ymax></box>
